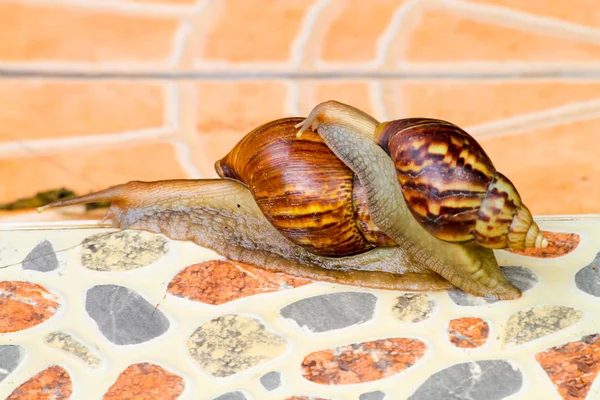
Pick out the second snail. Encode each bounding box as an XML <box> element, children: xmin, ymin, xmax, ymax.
<box><xmin>41</xmin><ymin>101</ymin><xmax>548</xmax><ymax>300</ymax></box>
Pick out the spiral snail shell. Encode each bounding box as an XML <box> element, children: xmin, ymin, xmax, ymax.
<box><xmin>375</xmin><ymin>118</ymin><xmax>547</xmax><ymax>250</ymax></box>
<box><xmin>38</xmin><ymin>100</ymin><xmax>548</xmax><ymax>300</ymax></box>
<box><xmin>215</xmin><ymin>117</ymin><xmax>396</xmax><ymax>257</ymax></box>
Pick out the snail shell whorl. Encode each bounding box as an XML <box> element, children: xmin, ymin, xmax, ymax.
<box><xmin>215</xmin><ymin>117</ymin><xmax>395</xmax><ymax>257</ymax></box>
<box><xmin>375</xmin><ymin>118</ymin><xmax>547</xmax><ymax>249</ymax></box>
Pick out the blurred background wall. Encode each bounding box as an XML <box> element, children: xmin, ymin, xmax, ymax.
<box><xmin>1</xmin><ymin>0</ymin><xmax>599</xmax><ymax>221</ymax></box>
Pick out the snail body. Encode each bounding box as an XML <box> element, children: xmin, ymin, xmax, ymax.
<box><xmin>39</xmin><ymin>100</ymin><xmax>547</xmax><ymax>300</ymax></box>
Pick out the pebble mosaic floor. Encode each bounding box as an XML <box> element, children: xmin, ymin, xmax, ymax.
<box><xmin>0</xmin><ymin>216</ymin><xmax>599</xmax><ymax>400</ymax></box>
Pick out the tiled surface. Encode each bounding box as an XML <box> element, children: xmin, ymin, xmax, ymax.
<box><xmin>1</xmin><ymin>0</ymin><xmax>600</xmax><ymax>221</ymax></box>
<box><xmin>0</xmin><ymin>216</ymin><xmax>599</xmax><ymax>399</ymax></box>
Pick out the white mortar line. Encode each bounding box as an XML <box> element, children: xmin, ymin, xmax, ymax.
<box><xmin>12</xmin><ymin>0</ymin><xmax>203</xmax><ymax>17</ymax></box>
<box><xmin>171</xmin><ymin>139</ymin><xmax>203</xmax><ymax>179</ymax></box>
<box><xmin>290</xmin><ymin>0</ymin><xmax>332</xmax><ymax>68</ymax></box>
<box><xmin>466</xmin><ymin>98</ymin><xmax>600</xmax><ymax>139</ymax></box>
<box><xmin>0</xmin><ymin>128</ymin><xmax>173</xmax><ymax>159</ymax></box>
<box><xmin>470</xmin><ymin>109</ymin><xmax>600</xmax><ymax>140</ymax></box>
<box><xmin>169</xmin><ymin>22</ymin><xmax>193</xmax><ymax>69</ymax></box>
<box><xmin>191</xmin><ymin>60</ymin><xmax>302</xmax><ymax>72</ymax></box>
<box><xmin>394</xmin><ymin>62</ymin><xmax>600</xmax><ymax>76</ymax></box>
<box><xmin>0</xmin><ymin>80</ymin><xmax>178</xmax><ymax>159</ymax></box>
<box><xmin>286</xmin><ymin>80</ymin><xmax>301</xmax><ymax>116</ymax></box>
<box><xmin>439</xmin><ymin>0</ymin><xmax>600</xmax><ymax>44</ymax></box>
<box><xmin>314</xmin><ymin>0</ymin><xmax>422</xmax><ymax>71</ymax></box>
<box><xmin>162</xmin><ymin>82</ymin><xmax>203</xmax><ymax>179</ymax></box>
<box><xmin>4</xmin><ymin>62</ymin><xmax>600</xmax><ymax>77</ymax></box>
<box><xmin>165</xmin><ymin>81</ymin><xmax>181</xmax><ymax>133</ymax></box>
<box><xmin>373</xmin><ymin>0</ymin><xmax>422</xmax><ymax>68</ymax></box>
<box><xmin>369</xmin><ymin>80</ymin><xmax>387</xmax><ymax>121</ymax></box>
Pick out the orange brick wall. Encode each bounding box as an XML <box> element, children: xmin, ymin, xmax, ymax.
<box><xmin>1</xmin><ymin>0</ymin><xmax>600</xmax><ymax>220</ymax></box>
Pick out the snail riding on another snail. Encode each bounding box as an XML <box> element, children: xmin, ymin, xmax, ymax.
<box><xmin>40</xmin><ymin>101</ymin><xmax>547</xmax><ymax>300</ymax></box>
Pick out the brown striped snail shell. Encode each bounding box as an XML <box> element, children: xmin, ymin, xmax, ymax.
<box><xmin>216</xmin><ymin>116</ymin><xmax>546</xmax><ymax>257</ymax></box>
<box><xmin>375</xmin><ymin>118</ymin><xmax>546</xmax><ymax>250</ymax></box>
<box><xmin>215</xmin><ymin>117</ymin><xmax>397</xmax><ymax>257</ymax></box>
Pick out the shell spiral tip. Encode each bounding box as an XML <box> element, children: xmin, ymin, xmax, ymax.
<box><xmin>532</xmin><ymin>229</ymin><xmax>549</xmax><ymax>248</ymax></box>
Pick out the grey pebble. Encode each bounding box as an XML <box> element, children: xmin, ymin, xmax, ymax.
<box><xmin>408</xmin><ymin>360</ymin><xmax>523</xmax><ymax>400</ymax></box>
<box><xmin>86</xmin><ymin>285</ymin><xmax>169</xmax><ymax>345</ymax></box>
<box><xmin>213</xmin><ymin>391</ymin><xmax>247</xmax><ymax>400</ymax></box>
<box><xmin>280</xmin><ymin>291</ymin><xmax>377</xmax><ymax>332</ymax></box>
<box><xmin>22</xmin><ymin>240</ymin><xmax>58</xmax><ymax>272</ymax></box>
<box><xmin>0</xmin><ymin>345</ymin><xmax>24</xmax><ymax>382</ymax></box>
<box><xmin>575</xmin><ymin>251</ymin><xmax>600</xmax><ymax>297</ymax></box>
<box><xmin>260</xmin><ymin>371</ymin><xmax>281</xmax><ymax>391</ymax></box>
<box><xmin>360</xmin><ymin>390</ymin><xmax>386</xmax><ymax>400</ymax></box>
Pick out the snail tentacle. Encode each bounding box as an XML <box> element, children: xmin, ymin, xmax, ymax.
<box><xmin>39</xmin><ymin>179</ymin><xmax>453</xmax><ymax>291</ymax></box>
<box><xmin>299</xmin><ymin>100</ymin><xmax>521</xmax><ymax>300</ymax></box>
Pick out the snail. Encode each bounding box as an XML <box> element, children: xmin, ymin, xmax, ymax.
<box><xmin>40</xmin><ymin>101</ymin><xmax>547</xmax><ymax>300</ymax></box>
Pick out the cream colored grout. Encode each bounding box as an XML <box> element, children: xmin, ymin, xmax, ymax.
<box><xmin>191</xmin><ymin>60</ymin><xmax>300</xmax><ymax>72</ymax></box>
<box><xmin>295</xmin><ymin>0</ymin><xmax>343</xmax><ymax>70</ymax></box>
<box><xmin>0</xmin><ymin>80</ymin><xmax>177</xmax><ymax>158</ymax></box>
<box><xmin>0</xmin><ymin>128</ymin><xmax>173</xmax><ymax>159</ymax></box>
<box><xmin>285</xmin><ymin>0</ymin><xmax>330</xmax><ymax>116</ymax></box>
<box><xmin>179</xmin><ymin>0</ymin><xmax>221</xmax><ymax>69</ymax></box>
<box><xmin>393</xmin><ymin>62</ymin><xmax>600</xmax><ymax>77</ymax></box>
<box><xmin>470</xmin><ymin>109</ymin><xmax>600</xmax><ymax>141</ymax></box>
<box><xmin>439</xmin><ymin>0</ymin><xmax>600</xmax><ymax>44</ymax></box>
<box><xmin>286</xmin><ymin>80</ymin><xmax>301</xmax><ymax>116</ymax></box>
<box><xmin>0</xmin><ymin>63</ymin><xmax>179</xmax><ymax>74</ymax></box>
<box><xmin>172</xmin><ymin>81</ymin><xmax>217</xmax><ymax>179</ymax></box>
<box><xmin>163</xmin><ymin>81</ymin><xmax>204</xmax><ymax>179</ymax></box>
<box><xmin>466</xmin><ymin>98</ymin><xmax>600</xmax><ymax>139</ymax></box>
<box><xmin>375</xmin><ymin>0</ymin><xmax>421</xmax><ymax>69</ymax></box>
<box><xmin>5</xmin><ymin>65</ymin><xmax>600</xmax><ymax>79</ymax></box>
<box><xmin>165</xmin><ymin>81</ymin><xmax>180</xmax><ymax>131</ymax></box>
<box><xmin>389</xmin><ymin>78</ymin><xmax>407</xmax><ymax>120</ymax></box>
<box><xmin>12</xmin><ymin>0</ymin><xmax>204</xmax><ymax>17</ymax></box>
<box><xmin>169</xmin><ymin>22</ymin><xmax>193</xmax><ymax>69</ymax></box>
<box><xmin>313</xmin><ymin>0</ymin><xmax>426</xmax><ymax>71</ymax></box>
<box><xmin>170</xmin><ymin>138</ymin><xmax>203</xmax><ymax>179</ymax></box>
<box><xmin>289</xmin><ymin>0</ymin><xmax>332</xmax><ymax>68</ymax></box>
<box><xmin>196</xmin><ymin>0</ymin><xmax>336</xmax><ymax>71</ymax></box>
<box><xmin>369</xmin><ymin>80</ymin><xmax>387</xmax><ymax>121</ymax></box>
